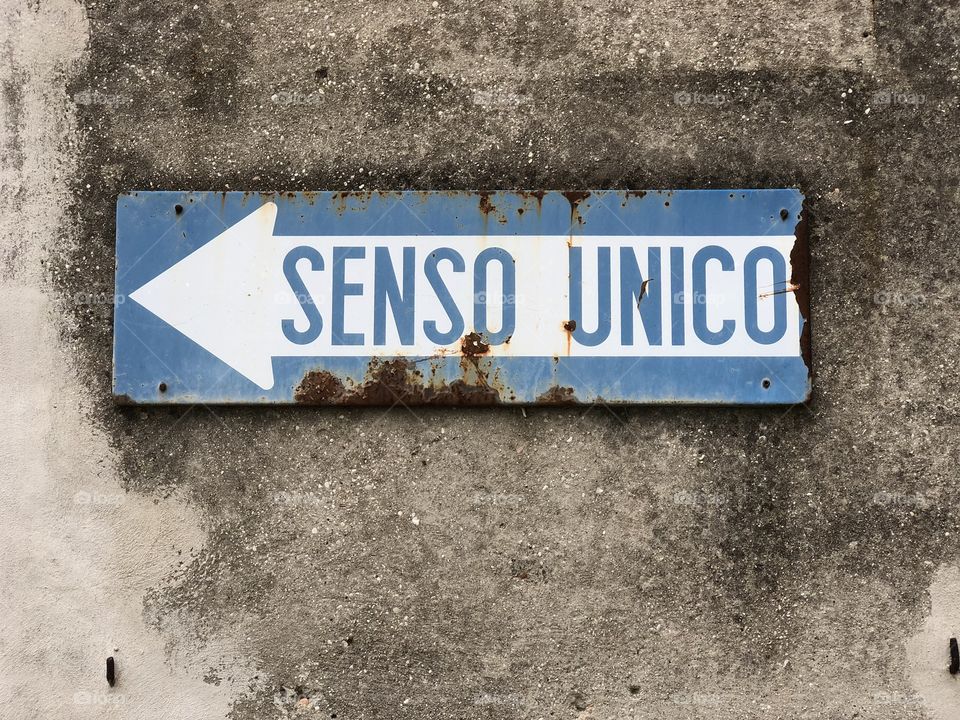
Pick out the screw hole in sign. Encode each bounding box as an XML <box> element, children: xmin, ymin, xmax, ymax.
<box><xmin>761</xmin><ymin>378</ymin><xmax>772</xmax><ymax>390</ymax></box>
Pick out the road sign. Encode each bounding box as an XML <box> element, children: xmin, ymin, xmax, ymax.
<box><xmin>113</xmin><ymin>190</ymin><xmax>810</xmax><ymax>405</ymax></box>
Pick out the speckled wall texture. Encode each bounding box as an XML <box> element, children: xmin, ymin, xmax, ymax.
<box><xmin>2</xmin><ymin>0</ymin><xmax>960</xmax><ymax>718</ymax></box>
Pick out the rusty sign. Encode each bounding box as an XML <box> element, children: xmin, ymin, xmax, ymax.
<box><xmin>113</xmin><ymin>190</ymin><xmax>810</xmax><ymax>405</ymax></box>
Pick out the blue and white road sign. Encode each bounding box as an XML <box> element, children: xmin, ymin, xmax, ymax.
<box><xmin>113</xmin><ymin>190</ymin><xmax>810</xmax><ymax>405</ymax></box>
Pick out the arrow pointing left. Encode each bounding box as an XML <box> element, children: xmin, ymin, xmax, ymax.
<box><xmin>129</xmin><ymin>202</ymin><xmax>283</xmax><ymax>389</ymax></box>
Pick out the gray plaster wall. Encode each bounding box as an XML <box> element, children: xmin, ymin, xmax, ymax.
<box><xmin>2</xmin><ymin>0</ymin><xmax>960</xmax><ymax>718</ymax></box>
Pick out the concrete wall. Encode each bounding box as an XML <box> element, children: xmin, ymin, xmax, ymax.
<box><xmin>3</xmin><ymin>0</ymin><xmax>960</xmax><ymax>717</ymax></box>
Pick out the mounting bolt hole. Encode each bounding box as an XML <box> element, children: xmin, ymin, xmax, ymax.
<box><xmin>158</xmin><ymin>382</ymin><xmax>168</xmax><ymax>393</ymax></box>
<box><xmin>779</xmin><ymin>208</ymin><xmax>789</xmax><ymax>221</ymax></box>
<box><xmin>761</xmin><ymin>378</ymin><xmax>771</xmax><ymax>390</ymax></box>
<box><xmin>174</xmin><ymin>204</ymin><xmax>184</xmax><ymax>215</ymax></box>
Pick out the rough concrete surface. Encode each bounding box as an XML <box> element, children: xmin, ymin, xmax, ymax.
<box><xmin>3</xmin><ymin>0</ymin><xmax>960</xmax><ymax>718</ymax></box>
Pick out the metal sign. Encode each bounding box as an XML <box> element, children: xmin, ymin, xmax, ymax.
<box><xmin>113</xmin><ymin>190</ymin><xmax>810</xmax><ymax>405</ymax></box>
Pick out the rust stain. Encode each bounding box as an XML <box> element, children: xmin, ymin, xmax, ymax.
<box><xmin>460</xmin><ymin>331</ymin><xmax>490</xmax><ymax>357</ymax></box>
<box><xmin>478</xmin><ymin>192</ymin><xmax>496</xmax><ymax>216</ymax></box>
<box><xmin>517</xmin><ymin>190</ymin><xmax>546</xmax><ymax>216</ymax></box>
<box><xmin>759</xmin><ymin>282</ymin><xmax>800</xmax><ymax>299</ymax></box>
<box><xmin>477</xmin><ymin>192</ymin><xmax>508</xmax><ymax>225</ymax></box>
<box><xmin>520</xmin><ymin>190</ymin><xmax>546</xmax><ymax>203</ymax></box>
<box><xmin>789</xmin><ymin>201</ymin><xmax>812</xmax><ymax>373</ymax></box>
<box><xmin>431</xmin><ymin>379</ymin><xmax>502</xmax><ymax>405</ymax></box>
<box><xmin>331</xmin><ymin>191</ymin><xmax>350</xmax><ymax>216</ymax></box>
<box><xmin>458</xmin><ymin>332</ymin><xmax>496</xmax><ymax>394</ymax></box>
<box><xmin>636</xmin><ymin>279</ymin><xmax>652</xmax><ymax>310</ymax></box>
<box><xmin>295</xmin><ymin>355</ymin><xmax>506</xmax><ymax>406</ymax></box>
<box><xmin>562</xmin><ymin>190</ymin><xmax>590</xmax><ymax>227</ymax></box>
<box><xmin>294</xmin><ymin>370</ymin><xmax>346</xmax><ymax>403</ymax></box>
<box><xmin>562</xmin><ymin>319</ymin><xmax>576</xmax><ymax>355</ymax></box>
<box><xmin>352</xmin><ymin>358</ymin><xmax>416</xmax><ymax>405</ymax></box>
<box><xmin>535</xmin><ymin>385</ymin><xmax>577</xmax><ymax>404</ymax></box>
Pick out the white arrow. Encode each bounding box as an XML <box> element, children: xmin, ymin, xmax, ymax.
<box><xmin>130</xmin><ymin>202</ymin><xmax>285</xmax><ymax>389</ymax></box>
<box><xmin>128</xmin><ymin>202</ymin><xmax>801</xmax><ymax>391</ymax></box>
